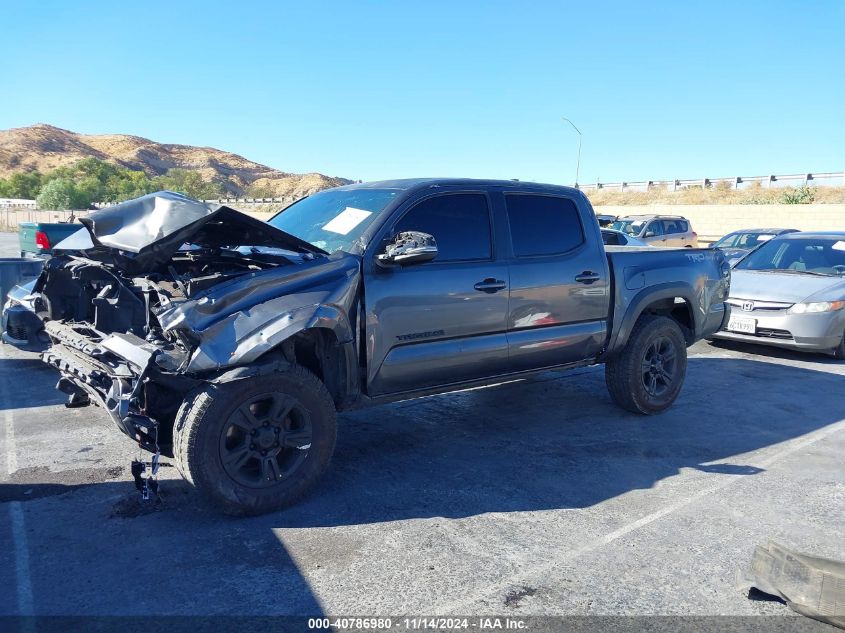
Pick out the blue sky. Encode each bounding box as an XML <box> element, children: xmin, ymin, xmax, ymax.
<box><xmin>3</xmin><ymin>1</ymin><xmax>843</xmax><ymax>185</ymax></box>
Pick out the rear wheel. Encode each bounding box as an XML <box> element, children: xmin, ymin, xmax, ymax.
<box><xmin>605</xmin><ymin>315</ymin><xmax>688</xmax><ymax>414</ymax></box>
<box><xmin>173</xmin><ymin>366</ymin><xmax>337</xmax><ymax>515</ymax></box>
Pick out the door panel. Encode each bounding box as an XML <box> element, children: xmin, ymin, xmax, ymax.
<box><xmin>507</xmin><ymin>321</ymin><xmax>607</xmax><ymax>370</ymax></box>
<box><xmin>662</xmin><ymin>220</ymin><xmax>684</xmax><ymax>246</ymax></box>
<box><xmin>366</xmin><ymin>261</ymin><xmax>510</xmax><ymax>394</ymax></box>
<box><xmin>507</xmin><ymin>256</ymin><xmax>609</xmax><ymax>370</ymax></box>
<box><xmin>365</xmin><ymin>192</ymin><xmax>510</xmax><ymax>396</ymax></box>
<box><xmin>503</xmin><ymin>194</ymin><xmax>610</xmax><ymax>371</ymax></box>
<box><xmin>643</xmin><ymin>220</ymin><xmax>667</xmax><ymax>246</ymax></box>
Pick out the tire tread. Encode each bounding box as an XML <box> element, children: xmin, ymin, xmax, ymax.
<box><xmin>173</xmin><ymin>364</ymin><xmax>336</xmax><ymax>515</ymax></box>
<box><xmin>605</xmin><ymin>314</ymin><xmax>687</xmax><ymax>415</ymax></box>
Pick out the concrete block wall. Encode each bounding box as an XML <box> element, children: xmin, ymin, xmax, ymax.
<box><xmin>595</xmin><ymin>204</ymin><xmax>845</xmax><ymax>242</ymax></box>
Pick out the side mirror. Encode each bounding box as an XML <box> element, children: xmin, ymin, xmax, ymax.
<box><xmin>377</xmin><ymin>231</ymin><xmax>438</xmax><ymax>266</ymax></box>
<box><xmin>644</xmin><ymin>230</ymin><xmax>656</xmax><ymax>238</ymax></box>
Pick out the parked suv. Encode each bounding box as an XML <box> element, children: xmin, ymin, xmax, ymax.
<box><xmin>611</xmin><ymin>215</ymin><xmax>698</xmax><ymax>247</ymax></box>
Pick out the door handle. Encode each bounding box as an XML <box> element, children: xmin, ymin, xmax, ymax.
<box><xmin>474</xmin><ymin>278</ymin><xmax>507</xmax><ymax>293</ymax></box>
<box><xmin>575</xmin><ymin>271</ymin><xmax>601</xmax><ymax>284</ymax></box>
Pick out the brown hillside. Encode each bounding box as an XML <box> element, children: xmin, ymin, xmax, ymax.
<box><xmin>0</xmin><ymin>123</ymin><xmax>351</xmax><ymax>196</ymax></box>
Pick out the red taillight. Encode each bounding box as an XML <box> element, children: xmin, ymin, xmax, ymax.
<box><xmin>35</xmin><ymin>230</ymin><xmax>51</xmax><ymax>250</ymax></box>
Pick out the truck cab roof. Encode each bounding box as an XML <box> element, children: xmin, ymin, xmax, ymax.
<box><xmin>333</xmin><ymin>178</ymin><xmax>584</xmax><ymax>196</ymax></box>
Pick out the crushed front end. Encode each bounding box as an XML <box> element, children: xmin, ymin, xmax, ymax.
<box><xmin>42</xmin><ymin>320</ymin><xmax>195</xmax><ymax>452</ymax></box>
<box><xmin>32</xmin><ymin>191</ymin><xmax>352</xmax><ymax>456</ymax></box>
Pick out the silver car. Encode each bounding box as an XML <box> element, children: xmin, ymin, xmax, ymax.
<box><xmin>610</xmin><ymin>215</ymin><xmax>699</xmax><ymax>247</ymax></box>
<box><xmin>711</xmin><ymin>227</ymin><xmax>799</xmax><ymax>266</ymax></box>
<box><xmin>712</xmin><ymin>232</ymin><xmax>845</xmax><ymax>357</ymax></box>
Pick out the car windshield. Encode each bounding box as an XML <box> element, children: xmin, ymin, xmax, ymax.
<box><xmin>713</xmin><ymin>231</ymin><xmax>777</xmax><ymax>249</ymax></box>
<box><xmin>610</xmin><ymin>219</ymin><xmax>646</xmax><ymax>236</ymax></box>
<box><xmin>735</xmin><ymin>237</ymin><xmax>845</xmax><ymax>275</ymax></box>
<box><xmin>268</xmin><ymin>188</ymin><xmax>400</xmax><ymax>254</ymax></box>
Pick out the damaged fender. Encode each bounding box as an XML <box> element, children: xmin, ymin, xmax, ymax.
<box><xmin>156</xmin><ymin>253</ymin><xmax>361</xmax><ymax>373</ymax></box>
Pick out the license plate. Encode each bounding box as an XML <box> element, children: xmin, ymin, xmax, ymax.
<box><xmin>728</xmin><ymin>316</ymin><xmax>756</xmax><ymax>334</ymax></box>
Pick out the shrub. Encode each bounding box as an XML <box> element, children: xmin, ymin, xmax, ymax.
<box><xmin>779</xmin><ymin>185</ymin><xmax>815</xmax><ymax>204</ymax></box>
<box><xmin>36</xmin><ymin>178</ymin><xmax>90</xmax><ymax>210</ymax></box>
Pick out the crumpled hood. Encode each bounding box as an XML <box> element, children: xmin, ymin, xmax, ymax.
<box><xmin>77</xmin><ymin>191</ymin><xmax>325</xmax><ymax>272</ymax></box>
<box><xmin>156</xmin><ymin>252</ymin><xmax>359</xmax><ymax>333</ymax></box>
<box><xmin>154</xmin><ymin>251</ymin><xmax>362</xmax><ymax>373</ymax></box>
<box><xmin>730</xmin><ymin>270</ymin><xmax>845</xmax><ymax>303</ymax></box>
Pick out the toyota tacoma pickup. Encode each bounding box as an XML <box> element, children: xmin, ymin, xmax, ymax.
<box><xmin>31</xmin><ymin>181</ymin><xmax>730</xmax><ymax>515</ymax></box>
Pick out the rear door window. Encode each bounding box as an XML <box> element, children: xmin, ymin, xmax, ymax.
<box><xmin>662</xmin><ymin>220</ymin><xmax>681</xmax><ymax>234</ymax></box>
<box><xmin>505</xmin><ymin>194</ymin><xmax>584</xmax><ymax>257</ymax></box>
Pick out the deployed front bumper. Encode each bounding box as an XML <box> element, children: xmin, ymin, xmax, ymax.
<box><xmin>41</xmin><ymin>321</ymin><xmax>164</xmax><ymax>449</ymax></box>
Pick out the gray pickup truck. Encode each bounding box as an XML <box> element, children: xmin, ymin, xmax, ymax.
<box><xmin>33</xmin><ymin>181</ymin><xmax>730</xmax><ymax>515</ymax></box>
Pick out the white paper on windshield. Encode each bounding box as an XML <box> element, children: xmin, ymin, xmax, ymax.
<box><xmin>833</xmin><ymin>241</ymin><xmax>845</xmax><ymax>252</ymax></box>
<box><xmin>322</xmin><ymin>207</ymin><xmax>372</xmax><ymax>235</ymax></box>
<box><xmin>757</xmin><ymin>234</ymin><xmax>774</xmax><ymax>241</ymax></box>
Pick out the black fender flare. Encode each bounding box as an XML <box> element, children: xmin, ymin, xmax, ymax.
<box><xmin>603</xmin><ymin>282</ymin><xmax>698</xmax><ymax>359</ymax></box>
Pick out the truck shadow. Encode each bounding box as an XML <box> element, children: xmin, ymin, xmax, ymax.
<box><xmin>0</xmin><ymin>477</ymin><xmax>325</xmax><ymax>616</ymax></box>
<box><xmin>704</xmin><ymin>338</ymin><xmax>841</xmax><ymax>365</ymax></box>
<box><xmin>266</xmin><ymin>356</ymin><xmax>845</xmax><ymax>528</ymax></box>
<box><xmin>1</xmin><ymin>355</ymin><xmax>841</xmax><ymax>615</ymax></box>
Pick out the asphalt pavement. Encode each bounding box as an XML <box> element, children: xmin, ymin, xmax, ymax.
<box><xmin>0</xmin><ymin>232</ymin><xmax>19</xmax><ymax>258</ymax></box>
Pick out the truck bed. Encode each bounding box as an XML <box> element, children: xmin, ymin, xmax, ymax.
<box><xmin>603</xmin><ymin>245</ymin><xmax>730</xmax><ymax>355</ymax></box>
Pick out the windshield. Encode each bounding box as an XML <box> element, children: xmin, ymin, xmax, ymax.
<box><xmin>713</xmin><ymin>231</ymin><xmax>777</xmax><ymax>249</ymax></box>
<box><xmin>735</xmin><ymin>237</ymin><xmax>845</xmax><ymax>275</ymax></box>
<box><xmin>610</xmin><ymin>219</ymin><xmax>646</xmax><ymax>236</ymax></box>
<box><xmin>269</xmin><ymin>188</ymin><xmax>400</xmax><ymax>254</ymax></box>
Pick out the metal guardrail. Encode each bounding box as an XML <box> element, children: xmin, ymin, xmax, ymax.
<box><xmin>205</xmin><ymin>196</ymin><xmax>299</xmax><ymax>204</ymax></box>
<box><xmin>93</xmin><ymin>196</ymin><xmax>301</xmax><ymax>208</ymax></box>
<box><xmin>578</xmin><ymin>171</ymin><xmax>845</xmax><ymax>191</ymax></box>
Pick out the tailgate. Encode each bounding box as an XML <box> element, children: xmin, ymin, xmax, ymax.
<box><xmin>18</xmin><ymin>222</ymin><xmax>38</xmax><ymax>254</ymax></box>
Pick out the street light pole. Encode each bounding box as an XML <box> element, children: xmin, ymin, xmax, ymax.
<box><xmin>561</xmin><ymin>117</ymin><xmax>582</xmax><ymax>188</ymax></box>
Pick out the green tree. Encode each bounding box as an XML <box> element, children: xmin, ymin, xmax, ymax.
<box><xmin>104</xmin><ymin>169</ymin><xmax>156</xmax><ymax>201</ymax></box>
<box><xmin>0</xmin><ymin>172</ymin><xmax>43</xmax><ymax>199</ymax></box>
<box><xmin>152</xmin><ymin>168</ymin><xmax>223</xmax><ymax>199</ymax></box>
<box><xmin>6</xmin><ymin>157</ymin><xmax>230</xmax><ymax>207</ymax></box>
<box><xmin>36</xmin><ymin>178</ymin><xmax>91</xmax><ymax>210</ymax></box>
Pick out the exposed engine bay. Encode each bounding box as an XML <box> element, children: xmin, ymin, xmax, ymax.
<box><xmin>38</xmin><ymin>245</ymin><xmax>302</xmax><ymax>361</ymax></box>
<box><xmin>33</xmin><ymin>191</ymin><xmax>359</xmax><ymax>455</ymax></box>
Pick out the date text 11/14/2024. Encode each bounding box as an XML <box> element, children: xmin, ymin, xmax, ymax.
<box><xmin>308</xmin><ymin>617</ymin><xmax>529</xmax><ymax>630</ymax></box>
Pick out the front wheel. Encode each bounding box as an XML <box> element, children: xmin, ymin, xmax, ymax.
<box><xmin>173</xmin><ymin>366</ymin><xmax>337</xmax><ymax>515</ymax></box>
<box><xmin>605</xmin><ymin>315</ymin><xmax>688</xmax><ymax>414</ymax></box>
<box><xmin>831</xmin><ymin>333</ymin><xmax>845</xmax><ymax>359</ymax></box>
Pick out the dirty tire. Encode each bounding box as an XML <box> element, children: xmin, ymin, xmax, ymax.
<box><xmin>173</xmin><ymin>366</ymin><xmax>336</xmax><ymax>516</ymax></box>
<box><xmin>605</xmin><ymin>314</ymin><xmax>687</xmax><ymax>415</ymax></box>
